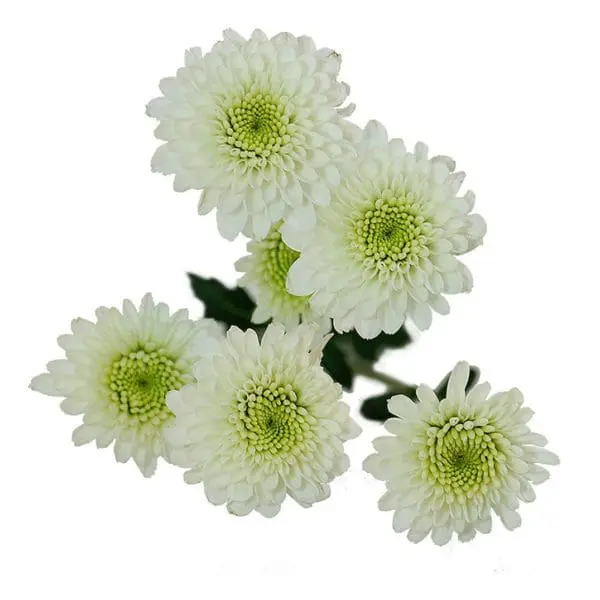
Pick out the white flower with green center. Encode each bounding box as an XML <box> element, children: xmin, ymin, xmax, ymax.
<box><xmin>147</xmin><ymin>28</ymin><xmax>358</xmax><ymax>241</ymax></box>
<box><xmin>286</xmin><ymin>120</ymin><xmax>486</xmax><ymax>339</ymax></box>
<box><xmin>363</xmin><ymin>362</ymin><xmax>559</xmax><ymax>545</ymax></box>
<box><xmin>235</xmin><ymin>222</ymin><xmax>329</xmax><ymax>330</ymax></box>
<box><xmin>29</xmin><ymin>294</ymin><xmax>223</xmax><ymax>477</ymax></box>
<box><xmin>165</xmin><ymin>323</ymin><xmax>361</xmax><ymax>517</ymax></box>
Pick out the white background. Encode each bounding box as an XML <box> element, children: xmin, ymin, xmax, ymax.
<box><xmin>2</xmin><ymin>1</ymin><xmax>598</xmax><ymax>597</ymax></box>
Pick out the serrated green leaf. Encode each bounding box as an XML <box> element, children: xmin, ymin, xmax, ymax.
<box><xmin>188</xmin><ymin>273</ymin><xmax>257</xmax><ymax>329</ymax></box>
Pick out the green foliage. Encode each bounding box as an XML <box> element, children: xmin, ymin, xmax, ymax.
<box><xmin>321</xmin><ymin>336</ymin><xmax>354</xmax><ymax>390</ymax></box>
<box><xmin>188</xmin><ymin>274</ymin><xmax>255</xmax><ymax>329</ymax></box>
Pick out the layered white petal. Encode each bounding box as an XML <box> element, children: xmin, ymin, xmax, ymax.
<box><xmin>147</xmin><ymin>29</ymin><xmax>357</xmax><ymax>240</ymax></box>
<box><xmin>236</xmin><ymin>222</ymin><xmax>330</xmax><ymax>332</ymax></box>
<box><xmin>30</xmin><ymin>296</ymin><xmax>223</xmax><ymax>477</ymax></box>
<box><xmin>363</xmin><ymin>362</ymin><xmax>558</xmax><ymax>544</ymax></box>
<box><xmin>285</xmin><ymin>120</ymin><xmax>486</xmax><ymax>336</ymax></box>
<box><xmin>167</xmin><ymin>323</ymin><xmax>360</xmax><ymax>516</ymax></box>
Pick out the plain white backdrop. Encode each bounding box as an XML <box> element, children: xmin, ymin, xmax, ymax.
<box><xmin>2</xmin><ymin>1</ymin><xmax>598</xmax><ymax>597</ymax></box>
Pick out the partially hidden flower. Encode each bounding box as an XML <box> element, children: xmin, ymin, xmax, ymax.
<box><xmin>165</xmin><ymin>322</ymin><xmax>361</xmax><ymax>517</ymax></box>
<box><xmin>147</xmin><ymin>28</ymin><xmax>358</xmax><ymax>241</ymax></box>
<box><xmin>235</xmin><ymin>221</ymin><xmax>329</xmax><ymax>331</ymax></box>
<box><xmin>30</xmin><ymin>294</ymin><xmax>223</xmax><ymax>477</ymax></box>
<box><xmin>363</xmin><ymin>362</ymin><xmax>559</xmax><ymax>545</ymax></box>
<box><xmin>286</xmin><ymin>120</ymin><xmax>486</xmax><ymax>339</ymax></box>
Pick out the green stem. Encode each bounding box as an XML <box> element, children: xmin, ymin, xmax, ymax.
<box><xmin>335</xmin><ymin>335</ymin><xmax>415</xmax><ymax>393</ymax></box>
<box><xmin>354</xmin><ymin>362</ymin><xmax>415</xmax><ymax>394</ymax></box>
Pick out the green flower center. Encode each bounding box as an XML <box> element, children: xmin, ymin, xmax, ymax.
<box><xmin>223</xmin><ymin>92</ymin><xmax>293</xmax><ymax>158</ymax></box>
<box><xmin>108</xmin><ymin>347</ymin><xmax>184</xmax><ymax>425</ymax></box>
<box><xmin>351</xmin><ymin>193</ymin><xmax>433</xmax><ymax>273</ymax></box>
<box><xmin>256</xmin><ymin>226</ymin><xmax>310</xmax><ymax>310</ymax></box>
<box><xmin>424</xmin><ymin>416</ymin><xmax>503</xmax><ymax>499</ymax></box>
<box><xmin>233</xmin><ymin>376</ymin><xmax>314</xmax><ymax>458</ymax></box>
<box><xmin>261</xmin><ymin>228</ymin><xmax>300</xmax><ymax>292</ymax></box>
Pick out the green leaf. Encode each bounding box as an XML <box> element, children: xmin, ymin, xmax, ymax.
<box><xmin>348</xmin><ymin>326</ymin><xmax>411</xmax><ymax>363</ymax></box>
<box><xmin>321</xmin><ymin>336</ymin><xmax>354</xmax><ymax>391</ymax></box>
<box><xmin>188</xmin><ymin>273</ymin><xmax>257</xmax><ymax>329</ymax></box>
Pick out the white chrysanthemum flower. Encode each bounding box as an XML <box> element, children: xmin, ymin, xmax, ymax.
<box><xmin>363</xmin><ymin>362</ymin><xmax>559</xmax><ymax>545</ymax></box>
<box><xmin>147</xmin><ymin>28</ymin><xmax>358</xmax><ymax>241</ymax></box>
<box><xmin>235</xmin><ymin>221</ymin><xmax>329</xmax><ymax>331</ymax></box>
<box><xmin>30</xmin><ymin>294</ymin><xmax>223</xmax><ymax>477</ymax></box>
<box><xmin>286</xmin><ymin>120</ymin><xmax>486</xmax><ymax>339</ymax></box>
<box><xmin>165</xmin><ymin>322</ymin><xmax>361</xmax><ymax>517</ymax></box>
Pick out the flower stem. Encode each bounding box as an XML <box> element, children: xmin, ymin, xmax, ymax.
<box><xmin>354</xmin><ymin>362</ymin><xmax>415</xmax><ymax>395</ymax></box>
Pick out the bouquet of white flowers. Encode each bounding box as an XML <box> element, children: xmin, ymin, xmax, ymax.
<box><xmin>30</xmin><ymin>29</ymin><xmax>557</xmax><ymax>545</ymax></box>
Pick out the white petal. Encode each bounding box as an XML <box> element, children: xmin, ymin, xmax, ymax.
<box><xmin>287</xmin><ymin>203</ymin><xmax>317</xmax><ymax>231</ymax></box>
<box><xmin>414</xmin><ymin>141</ymin><xmax>429</xmax><ymax>160</ymax></box>
<box><xmin>429</xmin><ymin>294</ymin><xmax>450</xmax><ymax>315</ymax></box>
<box><xmin>498</xmin><ymin>506</ymin><xmax>522</xmax><ymax>531</ymax></box>
<box><xmin>95</xmin><ymin>429</ymin><xmax>115</xmax><ymax>449</ymax></box>
<box><xmin>446</xmin><ymin>361</ymin><xmax>470</xmax><ymax>399</ymax></box>
<box><xmin>458</xmin><ymin>527</ymin><xmax>477</xmax><ymax>543</ymax></box>
<box><xmin>279</xmin><ymin>222</ymin><xmax>308</xmax><ymax>251</ymax></box>
<box><xmin>287</xmin><ymin>259</ymin><xmax>318</xmax><ymax>296</ymax></box>
<box><xmin>431</xmin><ymin>154</ymin><xmax>456</xmax><ymax>172</ymax></box>
<box><xmin>205</xmin><ymin>484</ymin><xmax>228</xmax><ymax>506</ymax></box>
<box><xmin>217</xmin><ymin>206</ymin><xmax>247</xmax><ymax>240</ymax></box>
<box><xmin>310</xmin><ymin>182</ymin><xmax>331</xmax><ymax>206</ymax></box>
<box><xmin>222</xmin><ymin>29</ymin><xmax>245</xmax><ymax>45</ymax></box>
<box><xmin>198</xmin><ymin>188</ymin><xmax>221</xmax><ymax>216</ymax></box>
<box><xmin>30</xmin><ymin>374</ymin><xmax>61</xmax><ymax>397</ymax></box>
<box><xmin>362</xmin><ymin>454</ymin><xmax>384</xmax><ymax>479</ymax></box>
<box><xmin>519</xmin><ymin>480</ymin><xmax>536</xmax><ymax>502</ymax></box>
<box><xmin>393</xmin><ymin>506</ymin><xmax>417</xmax><ymax>533</ymax></box>
<box><xmin>256</xmin><ymin>504</ymin><xmax>281</xmax><ymax>518</ymax></box>
<box><xmin>431</xmin><ymin>524</ymin><xmax>453</xmax><ymax>546</ymax></box>
<box><xmin>410</xmin><ymin>303</ymin><xmax>432</xmax><ymax>330</ymax></box>
<box><xmin>72</xmin><ymin>424</ymin><xmax>100</xmax><ymax>446</ymax></box>
<box><xmin>60</xmin><ymin>396</ymin><xmax>88</xmax><ymax>415</ymax></box>
<box><xmin>252</xmin><ymin>211</ymin><xmax>271</xmax><ymax>240</ymax></box>
<box><xmin>526</xmin><ymin>465</ymin><xmax>550</xmax><ymax>484</ymax></box>
<box><xmin>531</xmin><ymin>448</ymin><xmax>560</xmax><ymax>465</ymax></box>
<box><xmin>227</xmin><ymin>500</ymin><xmax>256</xmax><ymax>516</ymax></box>
<box><xmin>229</xmin><ymin>481</ymin><xmax>254</xmax><ymax>502</ymax></box>
<box><xmin>474</xmin><ymin>517</ymin><xmax>492</xmax><ymax>534</ymax></box>
<box><xmin>184</xmin><ymin>46</ymin><xmax>203</xmax><ymax>67</ymax></box>
<box><xmin>466</xmin><ymin>382</ymin><xmax>491</xmax><ymax>406</ymax></box>
<box><xmin>362</xmin><ymin>120</ymin><xmax>388</xmax><ymax>149</ymax></box>
<box><xmin>133</xmin><ymin>445</ymin><xmax>158</xmax><ymax>478</ymax></box>
<box><xmin>324</xmin><ymin>164</ymin><xmax>340</xmax><ymax>187</ymax></box>
<box><xmin>114</xmin><ymin>437</ymin><xmax>134</xmax><ymax>463</ymax></box>
<box><xmin>407</xmin><ymin>527</ymin><xmax>431</xmax><ymax>543</ymax></box>
<box><xmin>388</xmin><ymin>395</ymin><xmax>419</xmax><ymax>420</ymax></box>
<box><xmin>415</xmin><ymin>385</ymin><xmax>439</xmax><ymax>411</ymax></box>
